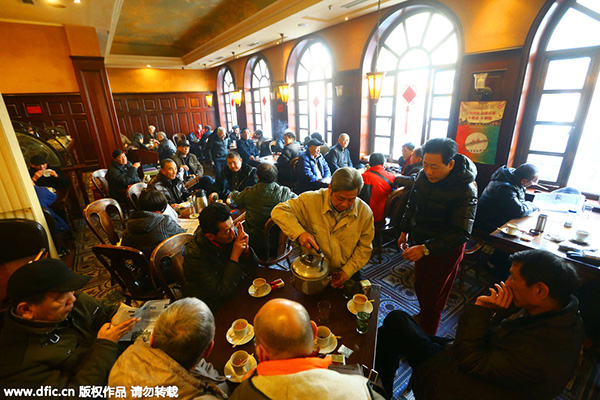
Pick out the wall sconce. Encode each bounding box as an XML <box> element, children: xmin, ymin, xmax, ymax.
<box><xmin>474</xmin><ymin>72</ymin><xmax>493</xmax><ymax>101</ymax></box>
<box><xmin>367</xmin><ymin>72</ymin><xmax>385</xmax><ymax>103</ymax></box>
<box><xmin>278</xmin><ymin>83</ymin><xmax>289</xmax><ymax>104</ymax></box>
<box><xmin>335</xmin><ymin>85</ymin><xmax>344</xmax><ymax>98</ymax></box>
<box><xmin>205</xmin><ymin>93</ymin><xmax>213</xmax><ymax>108</ymax></box>
<box><xmin>233</xmin><ymin>90</ymin><xmax>243</xmax><ymax>107</ymax></box>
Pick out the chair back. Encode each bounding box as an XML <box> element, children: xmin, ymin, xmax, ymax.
<box><xmin>84</xmin><ymin>198</ymin><xmax>125</xmax><ymax>245</ymax></box>
<box><xmin>290</xmin><ymin>157</ymin><xmax>300</xmax><ymax>178</ymax></box>
<box><xmin>149</xmin><ymin>233</ymin><xmax>194</xmax><ymax>301</ymax></box>
<box><xmin>92</xmin><ymin>244</ymin><xmax>164</xmax><ymax>303</ymax></box>
<box><xmin>383</xmin><ymin>187</ymin><xmax>411</xmax><ymax>229</ymax></box>
<box><xmin>92</xmin><ymin>169</ymin><xmax>109</xmax><ymax>197</ymax></box>
<box><xmin>260</xmin><ymin>218</ymin><xmax>292</xmax><ymax>269</ymax></box>
<box><xmin>172</xmin><ymin>133</ymin><xmax>184</xmax><ymax>146</ymax></box>
<box><xmin>127</xmin><ymin>182</ymin><xmax>148</xmax><ymax>211</ymax></box>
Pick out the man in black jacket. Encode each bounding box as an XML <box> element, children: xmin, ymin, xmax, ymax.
<box><xmin>474</xmin><ymin>163</ymin><xmax>539</xmax><ymax>233</ymax></box>
<box><xmin>156</xmin><ymin>131</ymin><xmax>176</xmax><ymax>161</ymax></box>
<box><xmin>149</xmin><ymin>158</ymin><xmax>190</xmax><ymax>206</ymax></box>
<box><xmin>29</xmin><ymin>154</ymin><xmax>70</xmax><ymax>190</ymax></box>
<box><xmin>106</xmin><ymin>149</ymin><xmax>141</xmax><ymax>203</ymax></box>
<box><xmin>171</xmin><ymin>139</ymin><xmax>214</xmax><ymax>193</ymax></box>
<box><xmin>219</xmin><ymin>151</ymin><xmax>257</xmax><ymax>198</ymax></box>
<box><xmin>206</xmin><ymin>127</ymin><xmax>229</xmax><ymax>180</ymax></box>
<box><xmin>376</xmin><ymin>249</ymin><xmax>584</xmax><ymax>400</ymax></box>
<box><xmin>398</xmin><ymin>138</ymin><xmax>477</xmax><ymax>335</ymax></box>
<box><xmin>276</xmin><ymin>130</ymin><xmax>301</xmax><ymax>183</ymax></box>
<box><xmin>236</xmin><ymin>128</ymin><xmax>259</xmax><ymax>164</ymax></box>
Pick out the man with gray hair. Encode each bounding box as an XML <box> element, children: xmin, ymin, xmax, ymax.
<box><xmin>272</xmin><ymin>167</ymin><xmax>374</xmax><ymax>287</ymax></box>
<box><xmin>325</xmin><ymin>132</ymin><xmax>355</xmax><ymax>173</ymax></box>
<box><xmin>156</xmin><ymin>131</ymin><xmax>177</xmax><ymax>161</ymax></box>
<box><xmin>109</xmin><ymin>298</ymin><xmax>229</xmax><ymax>399</ymax></box>
<box><xmin>230</xmin><ymin>299</ymin><xmax>384</xmax><ymax>399</ymax></box>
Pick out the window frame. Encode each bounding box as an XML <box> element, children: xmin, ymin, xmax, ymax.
<box><xmin>220</xmin><ymin>67</ymin><xmax>238</xmax><ymax>132</ymax></box>
<box><xmin>248</xmin><ymin>56</ymin><xmax>273</xmax><ymax>137</ymax></box>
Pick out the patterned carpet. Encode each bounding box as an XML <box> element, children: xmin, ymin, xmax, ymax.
<box><xmin>73</xmin><ymin>221</ymin><xmax>599</xmax><ymax>400</ymax></box>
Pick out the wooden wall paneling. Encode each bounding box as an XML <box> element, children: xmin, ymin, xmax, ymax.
<box><xmin>146</xmin><ymin>114</ymin><xmax>160</xmax><ymax>131</ymax></box>
<box><xmin>117</xmin><ymin>116</ymin><xmax>128</xmax><ymax>137</ymax></box>
<box><xmin>175</xmin><ymin>97</ymin><xmax>186</xmax><ymax>109</ymax></box>
<box><xmin>130</xmin><ymin>116</ymin><xmax>144</xmax><ymax>134</ymax></box>
<box><xmin>453</xmin><ymin>48</ymin><xmax>526</xmax><ymax>193</ymax></box>
<box><xmin>204</xmin><ymin>111</ymin><xmax>216</xmax><ymax>128</ymax></box>
<box><xmin>177</xmin><ymin>112</ymin><xmax>190</xmax><ymax>133</ymax></box>
<box><xmin>334</xmin><ymin>69</ymin><xmax>362</xmax><ymax>162</ymax></box>
<box><xmin>162</xmin><ymin>114</ymin><xmax>175</xmax><ymax>135</ymax></box>
<box><xmin>159</xmin><ymin>97</ymin><xmax>172</xmax><ymax>110</ymax></box>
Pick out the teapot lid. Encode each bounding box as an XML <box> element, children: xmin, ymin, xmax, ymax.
<box><xmin>292</xmin><ymin>253</ymin><xmax>328</xmax><ymax>279</ymax></box>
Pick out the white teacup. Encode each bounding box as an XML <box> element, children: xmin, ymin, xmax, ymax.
<box><xmin>575</xmin><ymin>230</ymin><xmax>590</xmax><ymax>242</ymax></box>
<box><xmin>506</xmin><ymin>223</ymin><xmax>519</xmax><ymax>235</ymax></box>
<box><xmin>353</xmin><ymin>294</ymin><xmax>369</xmax><ymax>312</ymax></box>
<box><xmin>316</xmin><ymin>326</ymin><xmax>331</xmax><ymax>349</ymax></box>
<box><xmin>230</xmin><ymin>350</ymin><xmax>250</xmax><ymax>375</ymax></box>
<box><xmin>42</xmin><ymin>169</ymin><xmax>53</xmax><ymax>177</ymax></box>
<box><xmin>253</xmin><ymin>278</ymin><xmax>267</xmax><ymax>295</ymax></box>
<box><xmin>232</xmin><ymin>319</ymin><xmax>248</xmax><ymax>339</ymax></box>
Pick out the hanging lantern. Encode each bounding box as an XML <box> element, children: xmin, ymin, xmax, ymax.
<box><xmin>367</xmin><ymin>72</ymin><xmax>385</xmax><ymax>103</ymax></box>
<box><xmin>278</xmin><ymin>83</ymin><xmax>289</xmax><ymax>104</ymax></box>
<box><xmin>233</xmin><ymin>90</ymin><xmax>243</xmax><ymax>107</ymax></box>
<box><xmin>205</xmin><ymin>93</ymin><xmax>213</xmax><ymax>108</ymax></box>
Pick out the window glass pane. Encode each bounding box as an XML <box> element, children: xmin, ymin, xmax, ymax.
<box><xmin>310</xmin><ymin>67</ymin><xmax>324</xmax><ymax>80</ymax></box>
<box><xmin>431</xmin><ymin>35</ymin><xmax>458</xmax><ymax>65</ymax></box>
<box><xmin>526</xmin><ymin>154</ymin><xmax>562</xmax><ymax>182</ymax></box>
<box><xmin>429</xmin><ymin>120</ymin><xmax>448</xmax><ymax>139</ymax></box>
<box><xmin>380</xmin><ymin>76</ymin><xmax>395</xmax><ymax>97</ymax></box>
<box><xmin>377</xmin><ymin>46</ymin><xmax>399</xmax><ymax>72</ymax></box>
<box><xmin>374</xmin><ymin>136</ymin><xmax>391</xmax><ymax>155</ymax></box>
<box><xmin>299</xmin><ymin>100</ymin><xmax>308</xmax><ymax>114</ymax></box>
<box><xmin>537</xmin><ymin>93</ymin><xmax>581</xmax><ymax>123</ymax></box>
<box><xmin>394</xmin><ymin>69</ymin><xmax>428</xmax><ymax>146</ymax></box>
<box><xmin>405</xmin><ymin>12</ymin><xmax>430</xmax><ymax>47</ymax></box>
<box><xmin>568</xmin><ymin>73</ymin><xmax>600</xmax><ymax>195</ymax></box>
<box><xmin>578</xmin><ymin>0</ymin><xmax>600</xmax><ymax>14</ymax></box>
<box><xmin>399</xmin><ymin>48</ymin><xmax>430</xmax><ymax>69</ymax></box>
<box><xmin>530</xmin><ymin>124</ymin><xmax>571</xmax><ymax>153</ymax></box>
<box><xmin>327</xmin><ymin>99</ymin><xmax>332</xmax><ymax>115</ymax></box>
<box><xmin>325</xmin><ymin>65</ymin><xmax>333</xmax><ymax>79</ymax></box>
<box><xmin>547</xmin><ymin>8</ymin><xmax>600</xmax><ymax>51</ymax></box>
<box><xmin>384</xmin><ymin>23</ymin><xmax>408</xmax><ymax>56</ymax></box>
<box><xmin>434</xmin><ymin>70</ymin><xmax>455</xmax><ymax>94</ymax></box>
<box><xmin>375</xmin><ymin>97</ymin><xmax>394</xmax><ymax>117</ymax></box>
<box><xmin>252</xmin><ymin>75</ymin><xmax>260</xmax><ymax>87</ymax></box>
<box><xmin>327</xmin><ymin>116</ymin><xmax>332</xmax><ymax>132</ymax></box>
<box><xmin>297</xmin><ymin>65</ymin><xmax>309</xmax><ymax>82</ymax></box>
<box><xmin>299</xmin><ymin>115</ymin><xmax>308</xmax><ymax>129</ymax></box>
<box><xmin>298</xmin><ymin>85</ymin><xmax>308</xmax><ymax>99</ymax></box>
<box><xmin>299</xmin><ymin>129</ymin><xmax>309</xmax><ymax>143</ymax></box>
<box><xmin>422</xmin><ymin>13</ymin><xmax>453</xmax><ymax>51</ymax></box>
<box><xmin>544</xmin><ymin>57</ymin><xmax>590</xmax><ymax>90</ymax></box>
<box><xmin>375</xmin><ymin>117</ymin><xmax>392</xmax><ymax>136</ymax></box>
<box><xmin>431</xmin><ymin>96</ymin><xmax>451</xmax><ymax>118</ymax></box>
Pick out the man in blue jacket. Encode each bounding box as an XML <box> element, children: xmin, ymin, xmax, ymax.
<box><xmin>296</xmin><ymin>138</ymin><xmax>331</xmax><ymax>193</ymax></box>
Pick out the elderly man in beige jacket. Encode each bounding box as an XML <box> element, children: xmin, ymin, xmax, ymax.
<box><xmin>272</xmin><ymin>167</ymin><xmax>374</xmax><ymax>287</ymax></box>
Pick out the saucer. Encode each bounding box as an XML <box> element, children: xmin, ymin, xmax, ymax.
<box><xmin>248</xmin><ymin>284</ymin><xmax>272</xmax><ymax>298</ymax></box>
<box><xmin>570</xmin><ymin>238</ymin><xmax>590</xmax><ymax>246</ymax></box>
<box><xmin>224</xmin><ymin>355</ymin><xmax>257</xmax><ymax>383</ymax></box>
<box><xmin>347</xmin><ymin>299</ymin><xmax>374</xmax><ymax>315</ymax></box>
<box><xmin>226</xmin><ymin>324</ymin><xmax>255</xmax><ymax>346</ymax></box>
<box><xmin>499</xmin><ymin>227</ymin><xmax>519</xmax><ymax>238</ymax></box>
<box><xmin>315</xmin><ymin>334</ymin><xmax>338</xmax><ymax>354</ymax></box>
<box><xmin>189</xmin><ymin>213</ymin><xmax>199</xmax><ymax>219</ymax></box>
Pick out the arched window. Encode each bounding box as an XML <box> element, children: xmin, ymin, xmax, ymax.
<box><xmin>250</xmin><ymin>57</ymin><xmax>272</xmax><ymax>138</ymax></box>
<box><xmin>222</xmin><ymin>68</ymin><xmax>238</xmax><ymax>131</ymax></box>
<box><xmin>369</xmin><ymin>8</ymin><xmax>459</xmax><ymax>159</ymax></box>
<box><xmin>517</xmin><ymin>0</ymin><xmax>600</xmax><ymax>194</ymax></box>
<box><xmin>295</xmin><ymin>40</ymin><xmax>334</xmax><ymax>144</ymax></box>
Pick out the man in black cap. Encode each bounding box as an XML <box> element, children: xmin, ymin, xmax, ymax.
<box><xmin>296</xmin><ymin>138</ymin><xmax>331</xmax><ymax>193</ymax></box>
<box><xmin>0</xmin><ymin>258</ymin><xmax>139</xmax><ymax>389</ymax></box>
<box><xmin>106</xmin><ymin>149</ymin><xmax>141</xmax><ymax>203</ymax></box>
<box><xmin>29</xmin><ymin>154</ymin><xmax>69</xmax><ymax>190</ymax></box>
<box><xmin>171</xmin><ymin>139</ymin><xmax>214</xmax><ymax>193</ymax></box>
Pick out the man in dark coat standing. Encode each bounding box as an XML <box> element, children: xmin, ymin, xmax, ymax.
<box><xmin>376</xmin><ymin>249</ymin><xmax>584</xmax><ymax>400</ymax></box>
<box><xmin>397</xmin><ymin>138</ymin><xmax>477</xmax><ymax>335</ymax></box>
<box><xmin>236</xmin><ymin>128</ymin><xmax>259</xmax><ymax>164</ymax></box>
<box><xmin>276</xmin><ymin>130</ymin><xmax>301</xmax><ymax>183</ymax></box>
<box><xmin>106</xmin><ymin>149</ymin><xmax>141</xmax><ymax>203</ymax></box>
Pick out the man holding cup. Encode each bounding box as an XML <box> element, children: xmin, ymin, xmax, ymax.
<box><xmin>183</xmin><ymin>203</ymin><xmax>258</xmax><ymax>311</ymax></box>
<box><xmin>230</xmin><ymin>299</ymin><xmax>384</xmax><ymax>400</ymax></box>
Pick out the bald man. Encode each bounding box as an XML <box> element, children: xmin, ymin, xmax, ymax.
<box><xmin>230</xmin><ymin>299</ymin><xmax>384</xmax><ymax>400</ymax></box>
<box><xmin>325</xmin><ymin>133</ymin><xmax>355</xmax><ymax>173</ymax></box>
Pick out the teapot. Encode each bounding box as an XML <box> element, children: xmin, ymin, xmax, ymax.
<box><xmin>290</xmin><ymin>250</ymin><xmax>331</xmax><ymax>295</ymax></box>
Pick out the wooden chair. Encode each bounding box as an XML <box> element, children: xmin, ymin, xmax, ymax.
<box><xmin>92</xmin><ymin>244</ymin><xmax>164</xmax><ymax>304</ymax></box>
<box><xmin>127</xmin><ymin>182</ymin><xmax>148</xmax><ymax>211</ymax></box>
<box><xmin>0</xmin><ymin>218</ymin><xmax>49</xmax><ymax>264</ymax></box>
<box><xmin>84</xmin><ymin>198</ymin><xmax>126</xmax><ymax>245</ymax></box>
<box><xmin>373</xmin><ymin>187</ymin><xmax>410</xmax><ymax>263</ymax></box>
<box><xmin>149</xmin><ymin>233</ymin><xmax>194</xmax><ymax>301</ymax></box>
<box><xmin>172</xmin><ymin>133</ymin><xmax>184</xmax><ymax>146</ymax></box>
<box><xmin>91</xmin><ymin>169</ymin><xmax>109</xmax><ymax>197</ymax></box>
<box><xmin>259</xmin><ymin>218</ymin><xmax>292</xmax><ymax>270</ymax></box>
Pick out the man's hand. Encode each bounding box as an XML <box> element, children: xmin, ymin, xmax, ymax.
<box><xmin>231</xmin><ymin>222</ymin><xmax>249</xmax><ymax>262</ymax></box>
<box><xmin>46</xmin><ymin>169</ymin><xmax>58</xmax><ymax>177</ymax></box>
<box><xmin>32</xmin><ymin>170</ymin><xmax>44</xmax><ymax>182</ymax></box>
<box><xmin>132</xmin><ymin>162</ymin><xmax>141</xmax><ymax>169</ymax></box>
<box><xmin>401</xmin><ymin>245</ymin><xmax>425</xmax><ymax>262</ymax></box>
<box><xmin>298</xmin><ymin>232</ymin><xmax>319</xmax><ymax>252</ymax></box>
<box><xmin>475</xmin><ymin>282</ymin><xmax>513</xmax><ymax>309</ymax></box>
<box><xmin>97</xmin><ymin>317</ymin><xmax>139</xmax><ymax>342</ymax></box>
<box><xmin>330</xmin><ymin>270</ymin><xmax>349</xmax><ymax>288</ymax></box>
<box><xmin>397</xmin><ymin>232</ymin><xmax>409</xmax><ymax>251</ymax></box>
<box><xmin>181</xmin><ymin>165</ymin><xmax>189</xmax><ymax>171</ymax></box>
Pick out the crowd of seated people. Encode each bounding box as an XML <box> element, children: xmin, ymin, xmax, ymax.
<box><xmin>9</xmin><ymin>127</ymin><xmax>591</xmax><ymax>400</ymax></box>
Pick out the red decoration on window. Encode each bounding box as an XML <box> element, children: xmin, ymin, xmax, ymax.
<box><xmin>262</xmin><ymin>96</ymin><xmax>267</xmax><ymax>106</ymax></box>
<box><xmin>402</xmin><ymin>86</ymin><xmax>417</xmax><ymax>104</ymax></box>
<box><xmin>313</xmin><ymin>96</ymin><xmax>320</xmax><ymax>108</ymax></box>
<box><xmin>26</xmin><ymin>105</ymin><xmax>42</xmax><ymax>115</ymax></box>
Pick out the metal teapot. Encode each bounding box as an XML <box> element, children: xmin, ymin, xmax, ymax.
<box><xmin>290</xmin><ymin>250</ymin><xmax>331</xmax><ymax>295</ymax></box>
<box><xmin>195</xmin><ymin>190</ymin><xmax>208</xmax><ymax>212</ymax></box>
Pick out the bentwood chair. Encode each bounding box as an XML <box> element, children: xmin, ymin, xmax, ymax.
<box><xmin>259</xmin><ymin>218</ymin><xmax>293</xmax><ymax>270</ymax></box>
<box><xmin>84</xmin><ymin>198</ymin><xmax>126</xmax><ymax>245</ymax></box>
<box><xmin>92</xmin><ymin>244</ymin><xmax>164</xmax><ymax>304</ymax></box>
<box><xmin>149</xmin><ymin>233</ymin><xmax>194</xmax><ymax>301</ymax></box>
<box><xmin>127</xmin><ymin>182</ymin><xmax>148</xmax><ymax>211</ymax></box>
<box><xmin>373</xmin><ymin>187</ymin><xmax>410</xmax><ymax>263</ymax></box>
<box><xmin>91</xmin><ymin>169</ymin><xmax>109</xmax><ymax>197</ymax></box>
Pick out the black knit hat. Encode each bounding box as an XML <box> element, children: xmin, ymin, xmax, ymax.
<box><xmin>30</xmin><ymin>155</ymin><xmax>48</xmax><ymax>166</ymax></box>
<box><xmin>7</xmin><ymin>258</ymin><xmax>92</xmax><ymax>302</ymax></box>
<box><xmin>112</xmin><ymin>149</ymin><xmax>125</xmax><ymax>159</ymax></box>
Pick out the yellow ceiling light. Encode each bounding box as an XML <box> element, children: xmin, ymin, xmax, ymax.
<box><xmin>205</xmin><ymin>93</ymin><xmax>213</xmax><ymax>108</ymax></box>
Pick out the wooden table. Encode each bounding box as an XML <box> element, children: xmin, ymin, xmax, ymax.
<box><xmin>206</xmin><ymin>268</ymin><xmax>381</xmax><ymax>376</ymax></box>
<box><xmin>489</xmin><ymin>209</ymin><xmax>600</xmax><ymax>281</ymax></box>
<box><xmin>248</xmin><ymin>155</ymin><xmax>278</xmax><ymax>167</ymax></box>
